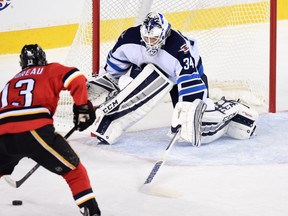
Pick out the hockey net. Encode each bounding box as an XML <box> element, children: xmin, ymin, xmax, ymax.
<box><xmin>55</xmin><ymin>0</ymin><xmax>271</xmax><ymax>127</ymax></box>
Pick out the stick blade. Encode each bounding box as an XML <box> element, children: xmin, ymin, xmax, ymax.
<box><xmin>3</xmin><ymin>176</ymin><xmax>17</xmax><ymax>188</ymax></box>
<box><xmin>139</xmin><ymin>184</ymin><xmax>181</xmax><ymax>198</ymax></box>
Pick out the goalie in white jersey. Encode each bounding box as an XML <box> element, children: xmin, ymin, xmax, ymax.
<box><xmin>88</xmin><ymin>12</ymin><xmax>258</xmax><ymax>146</ymax></box>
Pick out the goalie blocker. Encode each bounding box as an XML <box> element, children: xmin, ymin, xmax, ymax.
<box><xmin>88</xmin><ymin>64</ymin><xmax>174</xmax><ymax>144</ymax></box>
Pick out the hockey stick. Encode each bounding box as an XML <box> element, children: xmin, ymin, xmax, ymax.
<box><xmin>139</xmin><ymin>127</ymin><xmax>181</xmax><ymax>198</ymax></box>
<box><xmin>3</xmin><ymin>126</ymin><xmax>76</xmax><ymax>188</ymax></box>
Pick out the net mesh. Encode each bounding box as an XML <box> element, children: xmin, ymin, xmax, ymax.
<box><xmin>56</xmin><ymin>0</ymin><xmax>270</xmax><ymax>126</ymax></box>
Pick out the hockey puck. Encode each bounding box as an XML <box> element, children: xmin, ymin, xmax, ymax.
<box><xmin>12</xmin><ymin>200</ymin><xmax>22</xmax><ymax>206</ymax></box>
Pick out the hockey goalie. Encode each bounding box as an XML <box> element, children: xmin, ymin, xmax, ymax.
<box><xmin>87</xmin><ymin>64</ymin><xmax>258</xmax><ymax>147</ymax></box>
<box><xmin>86</xmin><ymin>12</ymin><xmax>259</xmax><ymax>146</ymax></box>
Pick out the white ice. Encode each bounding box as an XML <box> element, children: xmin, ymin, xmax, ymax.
<box><xmin>1</xmin><ymin>109</ymin><xmax>288</xmax><ymax>216</ymax></box>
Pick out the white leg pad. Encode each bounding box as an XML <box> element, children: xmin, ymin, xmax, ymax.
<box><xmin>91</xmin><ymin>64</ymin><xmax>173</xmax><ymax>144</ymax></box>
<box><xmin>201</xmin><ymin>97</ymin><xmax>259</xmax><ymax>143</ymax></box>
<box><xmin>226</xmin><ymin>102</ymin><xmax>259</xmax><ymax>139</ymax></box>
<box><xmin>201</xmin><ymin>98</ymin><xmax>239</xmax><ymax>144</ymax></box>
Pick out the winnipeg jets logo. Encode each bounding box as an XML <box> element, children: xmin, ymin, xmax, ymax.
<box><xmin>0</xmin><ymin>0</ymin><xmax>11</xmax><ymax>11</ymax></box>
<box><xmin>179</xmin><ymin>44</ymin><xmax>189</xmax><ymax>53</ymax></box>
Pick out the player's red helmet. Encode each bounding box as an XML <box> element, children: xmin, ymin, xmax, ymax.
<box><xmin>20</xmin><ymin>44</ymin><xmax>47</xmax><ymax>69</ymax></box>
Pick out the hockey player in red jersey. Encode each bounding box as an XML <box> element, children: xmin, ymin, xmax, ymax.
<box><xmin>0</xmin><ymin>44</ymin><xmax>101</xmax><ymax>216</ymax></box>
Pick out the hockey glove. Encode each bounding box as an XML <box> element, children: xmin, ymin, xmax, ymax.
<box><xmin>73</xmin><ymin>100</ymin><xmax>96</xmax><ymax>131</ymax></box>
<box><xmin>171</xmin><ymin>100</ymin><xmax>207</xmax><ymax>147</ymax></box>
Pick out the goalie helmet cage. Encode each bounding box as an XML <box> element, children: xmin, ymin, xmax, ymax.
<box><xmin>60</xmin><ymin>0</ymin><xmax>276</xmax><ymax>126</ymax></box>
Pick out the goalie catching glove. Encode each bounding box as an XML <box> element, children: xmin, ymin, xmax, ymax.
<box><xmin>73</xmin><ymin>100</ymin><xmax>96</xmax><ymax>131</ymax></box>
<box><xmin>87</xmin><ymin>73</ymin><xmax>120</xmax><ymax>108</ymax></box>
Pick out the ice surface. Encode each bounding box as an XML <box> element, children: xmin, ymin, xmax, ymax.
<box><xmin>1</xmin><ymin>112</ymin><xmax>288</xmax><ymax>216</ymax></box>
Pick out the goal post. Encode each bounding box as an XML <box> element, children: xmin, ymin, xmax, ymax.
<box><xmin>269</xmin><ymin>0</ymin><xmax>277</xmax><ymax>113</ymax></box>
<box><xmin>58</xmin><ymin>0</ymin><xmax>277</xmax><ymax>127</ymax></box>
<box><xmin>92</xmin><ymin>0</ymin><xmax>100</xmax><ymax>75</ymax></box>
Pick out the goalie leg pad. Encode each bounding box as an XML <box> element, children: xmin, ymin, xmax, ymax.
<box><xmin>171</xmin><ymin>99</ymin><xmax>207</xmax><ymax>147</ymax></box>
<box><xmin>91</xmin><ymin>64</ymin><xmax>174</xmax><ymax>144</ymax></box>
<box><xmin>87</xmin><ymin>73</ymin><xmax>120</xmax><ymax>107</ymax></box>
<box><xmin>201</xmin><ymin>98</ymin><xmax>239</xmax><ymax>144</ymax></box>
<box><xmin>226</xmin><ymin>102</ymin><xmax>259</xmax><ymax>140</ymax></box>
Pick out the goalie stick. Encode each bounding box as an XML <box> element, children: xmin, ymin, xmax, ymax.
<box><xmin>139</xmin><ymin>127</ymin><xmax>181</xmax><ymax>198</ymax></box>
<box><xmin>3</xmin><ymin>126</ymin><xmax>76</xmax><ymax>188</ymax></box>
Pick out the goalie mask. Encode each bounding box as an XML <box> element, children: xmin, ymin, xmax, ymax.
<box><xmin>140</xmin><ymin>12</ymin><xmax>171</xmax><ymax>56</ymax></box>
<box><xmin>20</xmin><ymin>44</ymin><xmax>47</xmax><ymax>69</ymax></box>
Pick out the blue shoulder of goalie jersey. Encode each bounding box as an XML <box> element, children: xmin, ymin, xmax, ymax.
<box><xmin>164</xmin><ymin>29</ymin><xmax>191</xmax><ymax>56</ymax></box>
<box><xmin>111</xmin><ymin>25</ymin><xmax>142</xmax><ymax>52</ymax></box>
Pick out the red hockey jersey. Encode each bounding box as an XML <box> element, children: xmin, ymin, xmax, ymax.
<box><xmin>0</xmin><ymin>63</ymin><xmax>88</xmax><ymax>135</ymax></box>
